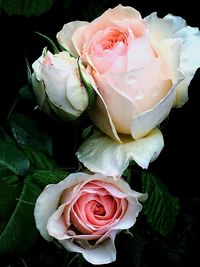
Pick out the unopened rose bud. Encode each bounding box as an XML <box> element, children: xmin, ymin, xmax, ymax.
<box><xmin>32</xmin><ymin>49</ymin><xmax>93</xmax><ymax>120</ymax></box>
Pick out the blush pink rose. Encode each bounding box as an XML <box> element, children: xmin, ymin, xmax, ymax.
<box><xmin>57</xmin><ymin>4</ymin><xmax>200</xmax><ymax>140</ymax></box>
<box><xmin>57</xmin><ymin>4</ymin><xmax>200</xmax><ymax>177</ymax></box>
<box><xmin>34</xmin><ymin>172</ymin><xmax>147</xmax><ymax>264</ymax></box>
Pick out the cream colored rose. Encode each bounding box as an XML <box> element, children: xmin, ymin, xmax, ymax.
<box><xmin>56</xmin><ymin>5</ymin><xmax>200</xmax><ymax>176</ymax></box>
<box><xmin>32</xmin><ymin>50</ymin><xmax>89</xmax><ymax>120</ymax></box>
<box><xmin>34</xmin><ymin>172</ymin><xmax>147</xmax><ymax>265</ymax></box>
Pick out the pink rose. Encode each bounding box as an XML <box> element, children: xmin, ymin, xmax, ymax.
<box><xmin>57</xmin><ymin>4</ymin><xmax>200</xmax><ymax>139</ymax></box>
<box><xmin>34</xmin><ymin>172</ymin><xmax>146</xmax><ymax>264</ymax></box>
<box><xmin>57</xmin><ymin>5</ymin><xmax>200</xmax><ymax>176</ymax></box>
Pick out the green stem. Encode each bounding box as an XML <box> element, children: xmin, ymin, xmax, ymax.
<box><xmin>6</xmin><ymin>96</ymin><xmax>19</xmax><ymax>122</ymax></box>
<box><xmin>66</xmin><ymin>254</ymin><xmax>80</xmax><ymax>267</ymax></box>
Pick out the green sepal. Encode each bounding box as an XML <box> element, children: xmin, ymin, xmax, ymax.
<box><xmin>34</xmin><ymin>31</ymin><xmax>60</xmax><ymax>54</ymax></box>
<box><xmin>77</xmin><ymin>59</ymin><xmax>96</xmax><ymax>110</ymax></box>
<box><xmin>48</xmin><ymin>98</ymin><xmax>78</xmax><ymax>121</ymax></box>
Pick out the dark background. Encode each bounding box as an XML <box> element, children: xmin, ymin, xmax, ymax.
<box><xmin>0</xmin><ymin>0</ymin><xmax>200</xmax><ymax>266</ymax></box>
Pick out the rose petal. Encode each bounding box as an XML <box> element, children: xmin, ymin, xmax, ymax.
<box><xmin>131</xmin><ymin>82</ymin><xmax>177</xmax><ymax>139</ymax></box>
<box><xmin>127</xmin><ymin>34</ymin><xmax>155</xmax><ymax>70</ymax></box>
<box><xmin>56</xmin><ymin>21</ymin><xmax>89</xmax><ymax>57</ymax></box>
<box><xmin>59</xmin><ymin>231</ymin><xmax>117</xmax><ymax>265</ymax></box>
<box><xmin>65</xmin><ymin>70</ymin><xmax>89</xmax><ymax>112</ymax></box>
<box><xmin>76</xmin><ymin>128</ymin><xmax>164</xmax><ymax>177</ymax></box>
<box><xmin>156</xmin><ymin>38</ymin><xmax>184</xmax><ymax>83</ymax></box>
<box><xmin>145</xmin><ymin>12</ymin><xmax>186</xmax><ymax>48</ymax></box>
<box><xmin>175</xmin><ymin>33</ymin><xmax>200</xmax><ymax>106</ymax></box>
<box><xmin>47</xmin><ymin>204</ymin><xmax>67</xmax><ymax>239</ymax></box>
<box><xmin>89</xmin><ymin>82</ymin><xmax>121</xmax><ymax>142</ymax></box>
<box><xmin>145</xmin><ymin>12</ymin><xmax>200</xmax><ymax>107</ymax></box>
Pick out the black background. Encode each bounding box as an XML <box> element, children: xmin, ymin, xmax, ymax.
<box><xmin>0</xmin><ymin>0</ymin><xmax>200</xmax><ymax>266</ymax></box>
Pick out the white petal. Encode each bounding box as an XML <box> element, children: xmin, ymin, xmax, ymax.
<box><xmin>76</xmin><ymin>128</ymin><xmax>164</xmax><ymax>177</ymax></box>
<box><xmin>131</xmin><ymin>83</ymin><xmax>177</xmax><ymax>139</ymax></box>
<box><xmin>59</xmin><ymin>231</ymin><xmax>117</xmax><ymax>265</ymax></box>
<box><xmin>145</xmin><ymin>12</ymin><xmax>200</xmax><ymax>107</ymax></box>
<box><xmin>34</xmin><ymin>183</ymin><xmax>64</xmax><ymax>241</ymax></box>
<box><xmin>145</xmin><ymin>12</ymin><xmax>186</xmax><ymax>47</ymax></box>
<box><xmin>156</xmin><ymin>38</ymin><xmax>184</xmax><ymax>83</ymax></box>
<box><xmin>47</xmin><ymin>204</ymin><xmax>67</xmax><ymax>239</ymax></box>
<box><xmin>56</xmin><ymin>21</ymin><xmax>88</xmax><ymax>57</ymax></box>
<box><xmin>175</xmin><ymin>33</ymin><xmax>200</xmax><ymax>106</ymax></box>
<box><xmin>66</xmin><ymin>71</ymin><xmax>88</xmax><ymax>112</ymax></box>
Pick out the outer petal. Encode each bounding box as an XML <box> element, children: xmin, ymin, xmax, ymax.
<box><xmin>76</xmin><ymin>128</ymin><xmax>164</xmax><ymax>177</ymax></box>
<box><xmin>56</xmin><ymin>21</ymin><xmax>89</xmax><ymax>57</ymax></box>
<box><xmin>66</xmin><ymin>70</ymin><xmax>89</xmax><ymax>112</ymax></box>
<box><xmin>131</xmin><ymin>83</ymin><xmax>177</xmax><ymax>139</ymax></box>
<box><xmin>59</xmin><ymin>231</ymin><xmax>117</xmax><ymax>265</ymax></box>
<box><xmin>145</xmin><ymin>12</ymin><xmax>187</xmax><ymax>47</ymax></box>
<box><xmin>175</xmin><ymin>32</ymin><xmax>200</xmax><ymax>106</ymax></box>
<box><xmin>31</xmin><ymin>73</ymin><xmax>50</xmax><ymax>114</ymax></box>
<box><xmin>89</xmin><ymin>82</ymin><xmax>121</xmax><ymax>142</ymax></box>
<box><xmin>34</xmin><ymin>172</ymin><xmax>95</xmax><ymax>240</ymax></box>
<box><xmin>145</xmin><ymin>12</ymin><xmax>200</xmax><ymax>107</ymax></box>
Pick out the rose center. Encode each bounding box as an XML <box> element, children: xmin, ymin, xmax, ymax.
<box><xmin>90</xmin><ymin>200</ymin><xmax>106</xmax><ymax>216</ymax></box>
<box><xmin>101</xmin><ymin>31</ymin><xmax>127</xmax><ymax>51</ymax></box>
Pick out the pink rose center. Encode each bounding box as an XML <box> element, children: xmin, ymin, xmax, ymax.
<box><xmin>100</xmin><ymin>30</ymin><xmax>128</xmax><ymax>51</ymax></box>
<box><xmin>88</xmin><ymin>200</ymin><xmax>106</xmax><ymax>216</ymax></box>
<box><xmin>62</xmin><ymin>181</ymin><xmax>127</xmax><ymax>236</ymax></box>
<box><xmin>90</xmin><ymin>28</ymin><xmax>128</xmax><ymax>57</ymax></box>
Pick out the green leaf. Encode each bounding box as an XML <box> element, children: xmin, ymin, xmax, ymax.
<box><xmin>122</xmin><ymin>160</ymin><xmax>136</xmax><ymax>183</ymax></box>
<box><xmin>0</xmin><ymin>176</ymin><xmax>22</xmax><ymax>233</ymax></box>
<box><xmin>19</xmin><ymin>85</ymin><xmax>34</xmax><ymax>102</ymax></box>
<box><xmin>0</xmin><ymin>166</ymin><xmax>14</xmax><ymax>179</ymax></box>
<box><xmin>31</xmin><ymin>170</ymin><xmax>68</xmax><ymax>188</ymax></box>
<box><xmin>141</xmin><ymin>171</ymin><xmax>180</xmax><ymax>237</ymax></box>
<box><xmin>0</xmin><ymin>140</ymin><xmax>30</xmax><ymax>175</ymax></box>
<box><xmin>20</xmin><ymin>145</ymin><xmax>57</xmax><ymax>170</ymax></box>
<box><xmin>9</xmin><ymin>113</ymin><xmax>53</xmax><ymax>156</ymax></box>
<box><xmin>0</xmin><ymin>177</ymin><xmax>41</xmax><ymax>255</ymax></box>
<box><xmin>0</xmin><ymin>0</ymin><xmax>54</xmax><ymax>17</ymax></box>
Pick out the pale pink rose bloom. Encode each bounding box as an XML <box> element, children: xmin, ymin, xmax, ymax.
<box><xmin>57</xmin><ymin>5</ymin><xmax>200</xmax><ymax>176</ymax></box>
<box><xmin>34</xmin><ymin>172</ymin><xmax>147</xmax><ymax>265</ymax></box>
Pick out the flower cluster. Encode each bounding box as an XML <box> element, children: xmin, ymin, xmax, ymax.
<box><xmin>33</xmin><ymin>5</ymin><xmax>200</xmax><ymax>265</ymax></box>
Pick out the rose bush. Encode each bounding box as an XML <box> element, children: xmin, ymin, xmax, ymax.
<box><xmin>56</xmin><ymin>5</ymin><xmax>200</xmax><ymax>176</ymax></box>
<box><xmin>34</xmin><ymin>172</ymin><xmax>147</xmax><ymax>265</ymax></box>
<box><xmin>32</xmin><ymin>49</ymin><xmax>91</xmax><ymax>120</ymax></box>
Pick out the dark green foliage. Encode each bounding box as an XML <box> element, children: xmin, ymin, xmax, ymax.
<box><xmin>0</xmin><ymin>140</ymin><xmax>30</xmax><ymax>175</ymax></box>
<box><xmin>141</xmin><ymin>171</ymin><xmax>180</xmax><ymax>237</ymax></box>
<box><xmin>0</xmin><ymin>0</ymin><xmax>54</xmax><ymax>16</ymax></box>
<box><xmin>0</xmin><ymin>177</ymin><xmax>41</xmax><ymax>255</ymax></box>
<box><xmin>9</xmin><ymin>113</ymin><xmax>53</xmax><ymax>156</ymax></box>
<box><xmin>30</xmin><ymin>170</ymin><xmax>69</xmax><ymax>188</ymax></box>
